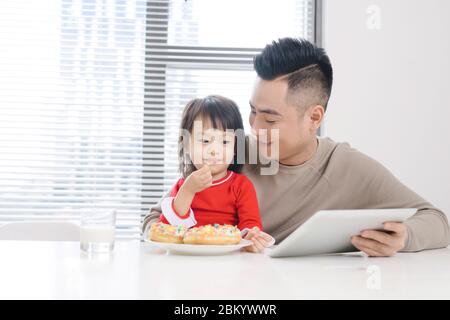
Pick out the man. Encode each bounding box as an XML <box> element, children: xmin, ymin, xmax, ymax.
<box><xmin>143</xmin><ymin>38</ymin><xmax>450</xmax><ymax>257</ymax></box>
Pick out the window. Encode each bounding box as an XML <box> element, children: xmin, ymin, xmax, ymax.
<box><xmin>0</xmin><ymin>0</ymin><xmax>316</xmax><ymax>239</ymax></box>
<box><xmin>0</xmin><ymin>0</ymin><xmax>147</xmax><ymax>239</ymax></box>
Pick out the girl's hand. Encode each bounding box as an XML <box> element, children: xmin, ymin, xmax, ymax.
<box><xmin>243</xmin><ymin>227</ymin><xmax>274</xmax><ymax>253</ymax></box>
<box><xmin>182</xmin><ymin>165</ymin><xmax>213</xmax><ymax>195</ymax></box>
<box><xmin>173</xmin><ymin>166</ymin><xmax>212</xmax><ymax>217</ymax></box>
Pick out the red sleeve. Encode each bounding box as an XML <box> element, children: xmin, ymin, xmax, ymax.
<box><xmin>233</xmin><ymin>175</ymin><xmax>263</xmax><ymax>231</ymax></box>
<box><xmin>169</xmin><ymin>178</ymin><xmax>184</xmax><ymax>197</ymax></box>
<box><xmin>158</xmin><ymin>178</ymin><xmax>185</xmax><ymax>224</ymax></box>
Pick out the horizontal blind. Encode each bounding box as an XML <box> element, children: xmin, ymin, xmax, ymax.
<box><xmin>0</xmin><ymin>0</ymin><xmax>148</xmax><ymax>239</ymax></box>
<box><xmin>0</xmin><ymin>0</ymin><xmax>315</xmax><ymax>238</ymax></box>
<box><xmin>145</xmin><ymin>0</ymin><xmax>315</xmax><ymax>198</ymax></box>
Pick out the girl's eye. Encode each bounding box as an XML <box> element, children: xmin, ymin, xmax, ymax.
<box><xmin>199</xmin><ymin>139</ymin><xmax>210</xmax><ymax>143</ymax></box>
<box><xmin>265</xmin><ymin>120</ymin><xmax>276</xmax><ymax>124</ymax></box>
<box><xmin>223</xmin><ymin>140</ymin><xmax>231</xmax><ymax>145</ymax></box>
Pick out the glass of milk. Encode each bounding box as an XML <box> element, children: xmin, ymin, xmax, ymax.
<box><xmin>80</xmin><ymin>208</ymin><xmax>116</xmax><ymax>253</ymax></box>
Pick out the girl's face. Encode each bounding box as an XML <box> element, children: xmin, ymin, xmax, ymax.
<box><xmin>189</xmin><ymin>117</ymin><xmax>235</xmax><ymax>176</ymax></box>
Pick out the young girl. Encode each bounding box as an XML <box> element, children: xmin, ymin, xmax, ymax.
<box><xmin>158</xmin><ymin>95</ymin><xmax>274</xmax><ymax>253</ymax></box>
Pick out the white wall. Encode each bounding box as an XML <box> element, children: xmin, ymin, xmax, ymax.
<box><xmin>322</xmin><ymin>0</ymin><xmax>450</xmax><ymax>216</ymax></box>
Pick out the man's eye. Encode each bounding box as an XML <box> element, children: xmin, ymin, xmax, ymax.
<box><xmin>265</xmin><ymin>120</ymin><xmax>276</xmax><ymax>124</ymax></box>
<box><xmin>223</xmin><ymin>140</ymin><xmax>232</xmax><ymax>145</ymax></box>
<box><xmin>250</xmin><ymin>109</ymin><xmax>256</xmax><ymax>115</ymax></box>
<box><xmin>199</xmin><ymin>139</ymin><xmax>210</xmax><ymax>143</ymax></box>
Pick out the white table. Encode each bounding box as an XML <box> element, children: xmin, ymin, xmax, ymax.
<box><xmin>0</xmin><ymin>240</ymin><xmax>449</xmax><ymax>299</ymax></box>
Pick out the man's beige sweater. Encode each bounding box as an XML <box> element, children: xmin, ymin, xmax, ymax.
<box><xmin>143</xmin><ymin>137</ymin><xmax>450</xmax><ymax>252</ymax></box>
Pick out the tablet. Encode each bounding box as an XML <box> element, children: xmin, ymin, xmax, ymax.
<box><xmin>268</xmin><ymin>208</ymin><xmax>416</xmax><ymax>258</ymax></box>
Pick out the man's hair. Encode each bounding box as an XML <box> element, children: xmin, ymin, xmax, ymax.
<box><xmin>254</xmin><ymin>38</ymin><xmax>333</xmax><ymax>111</ymax></box>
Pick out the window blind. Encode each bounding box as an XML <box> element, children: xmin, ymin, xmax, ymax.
<box><xmin>0</xmin><ymin>0</ymin><xmax>148</xmax><ymax>239</ymax></box>
<box><xmin>0</xmin><ymin>0</ymin><xmax>316</xmax><ymax>239</ymax></box>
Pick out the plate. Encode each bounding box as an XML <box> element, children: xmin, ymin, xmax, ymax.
<box><xmin>144</xmin><ymin>238</ymin><xmax>253</xmax><ymax>256</ymax></box>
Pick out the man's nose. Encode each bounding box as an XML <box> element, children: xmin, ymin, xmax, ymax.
<box><xmin>250</xmin><ymin>115</ymin><xmax>265</xmax><ymax>131</ymax></box>
<box><xmin>251</xmin><ymin>117</ymin><xmax>268</xmax><ymax>135</ymax></box>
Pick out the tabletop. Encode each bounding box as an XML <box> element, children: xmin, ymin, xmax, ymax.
<box><xmin>0</xmin><ymin>240</ymin><xmax>449</xmax><ymax>299</ymax></box>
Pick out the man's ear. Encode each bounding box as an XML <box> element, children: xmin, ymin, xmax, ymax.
<box><xmin>308</xmin><ymin>105</ymin><xmax>324</xmax><ymax>131</ymax></box>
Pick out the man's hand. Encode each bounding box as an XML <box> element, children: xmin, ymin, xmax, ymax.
<box><xmin>351</xmin><ymin>221</ymin><xmax>408</xmax><ymax>257</ymax></box>
<box><xmin>243</xmin><ymin>227</ymin><xmax>274</xmax><ymax>253</ymax></box>
<box><xmin>182</xmin><ymin>165</ymin><xmax>213</xmax><ymax>195</ymax></box>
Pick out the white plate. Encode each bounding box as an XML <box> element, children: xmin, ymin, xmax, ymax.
<box><xmin>144</xmin><ymin>238</ymin><xmax>253</xmax><ymax>256</ymax></box>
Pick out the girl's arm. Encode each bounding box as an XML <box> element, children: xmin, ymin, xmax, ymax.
<box><xmin>235</xmin><ymin>176</ymin><xmax>263</xmax><ymax>231</ymax></box>
<box><xmin>160</xmin><ymin>165</ymin><xmax>212</xmax><ymax>228</ymax></box>
<box><xmin>235</xmin><ymin>176</ymin><xmax>275</xmax><ymax>252</ymax></box>
<box><xmin>172</xmin><ymin>184</ymin><xmax>196</xmax><ymax>217</ymax></box>
<box><xmin>173</xmin><ymin>165</ymin><xmax>212</xmax><ymax>216</ymax></box>
<box><xmin>158</xmin><ymin>179</ymin><xmax>197</xmax><ymax>228</ymax></box>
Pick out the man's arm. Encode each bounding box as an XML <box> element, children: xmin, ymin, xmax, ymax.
<box><xmin>371</xmin><ymin>166</ymin><xmax>450</xmax><ymax>252</ymax></box>
<box><xmin>141</xmin><ymin>189</ymin><xmax>168</xmax><ymax>233</ymax></box>
<box><xmin>363</xmin><ymin>153</ymin><xmax>448</xmax><ymax>253</ymax></box>
<box><xmin>402</xmin><ymin>206</ymin><xmax>450</xmax><ymax>252</ymax></box>
<box><xmin>331</xmin><ymin>145</ymin><xmax>450</xmax><ymax>254</ymax></box>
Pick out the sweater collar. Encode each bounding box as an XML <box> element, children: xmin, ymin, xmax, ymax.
<box><xmin>211</xmin><ymin>170</ymin><xmax>234</xmax><ymax>186</ymax></box>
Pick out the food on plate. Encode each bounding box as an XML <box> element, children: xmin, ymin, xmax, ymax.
<box><xmin>149</xmin><ymin>222</ymin><xmax>187</xmax><ymax>244</ymax></box>
<box><xmin>183</xmin><ymin>224</ymin><xmax>241</xmax><ymax>245</ymax></box>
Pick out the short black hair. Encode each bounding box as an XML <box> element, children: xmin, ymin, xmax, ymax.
<box><xmin>178</xmin><ymin>95</ymin><xmax>244</xmax><ymax>178</ymax></box>
<box><xmin>254</xmin><ymin>38</ymin><xmax>333</xmax><ymax>111</ymax></box>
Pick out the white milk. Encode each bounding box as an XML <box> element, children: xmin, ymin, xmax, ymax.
<box><xmin>80</xmin><ymin>226</ymin><xmax>115</xmax><ymax>253</ymax></box>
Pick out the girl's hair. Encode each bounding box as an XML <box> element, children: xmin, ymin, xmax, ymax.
<box><xmin>178</xmin><ymin>95</ymin><xmax>244</xmax><ymax>178</ymax></box>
